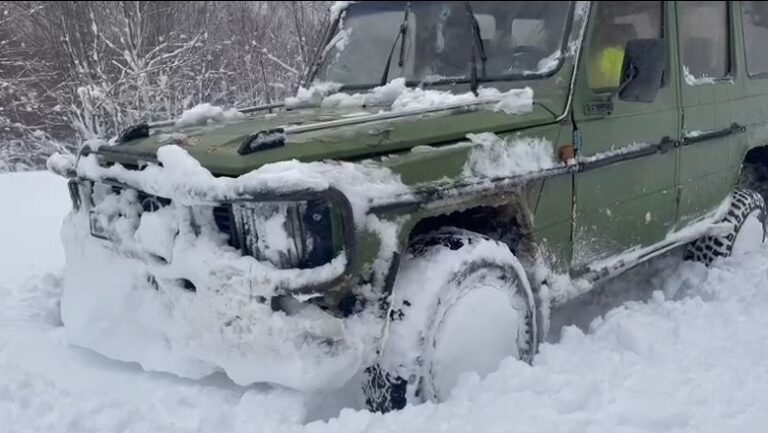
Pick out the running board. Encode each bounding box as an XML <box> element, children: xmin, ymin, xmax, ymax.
<box><xmin>560</xmin><ymin>219</ymin><xmax>733</xmax><ymax>306</ymax></box>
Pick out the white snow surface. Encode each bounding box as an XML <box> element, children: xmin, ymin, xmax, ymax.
<box><xmin>4</xmin><ymin>171</ymin><xmax>768</xmax><ymax>432</ymax></box>
<box><xmin>174</xmin><ymin>103</ymin><xmax>245</xmax><ymax>128</ymax></box>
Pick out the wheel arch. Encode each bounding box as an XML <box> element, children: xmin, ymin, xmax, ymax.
<box><xmin>394</xmin><ymin>192</ymin><xmax>539</xmax><ymax>267</ymax></box>
<box><xmin>738</xmin><ymin>144</ymin><xmax>768</xmax><ymax>197</ymax></box>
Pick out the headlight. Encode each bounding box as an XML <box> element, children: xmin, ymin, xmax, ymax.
<box><xmin>215</xmin><ymin>199</ymin><xmax>344</xmax><ymax>269</ymax></box>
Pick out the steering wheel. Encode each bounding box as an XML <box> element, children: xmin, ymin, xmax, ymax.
<box><xmin>506</xmin><ymin>45</ymin><xmax>551</xmax><ymax>73</ymax></box>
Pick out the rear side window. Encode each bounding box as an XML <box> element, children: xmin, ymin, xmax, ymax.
<box><xmin>679</xmin><ymin>1</ymin><xmax>729</xmax><ymax>80</ymax></box>
<box><xmin>587</xmin><ymin>1</ymin><xmax>663</xmax><ymax>91</ymax></box>
<box><xmin>742</xmin><ymin>1</ymin><xmax>768</xmax><ymax>77</ymax></box>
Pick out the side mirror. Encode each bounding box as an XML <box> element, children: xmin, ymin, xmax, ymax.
<box><xmin>618</xmin><ymin>38</ymin><xmax>667</xmax><ymax>103</ymax></box>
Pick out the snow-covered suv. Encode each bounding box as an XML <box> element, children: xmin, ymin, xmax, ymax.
<box><xmin>48</xmin><ymin>1</ymin><xmax>768</xmax><ymax>412</ymax></box>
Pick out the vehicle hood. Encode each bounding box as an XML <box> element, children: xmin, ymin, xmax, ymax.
<box><xmin>97</xmin><ymin>102</ymin><xmax>557</xmax><ymax>177</ymax></box>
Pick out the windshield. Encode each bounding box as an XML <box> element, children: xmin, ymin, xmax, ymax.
<box><xmin>314</xmin><ymin>1</ymin><xmax>574</xmax><ymax>88</ymax></box>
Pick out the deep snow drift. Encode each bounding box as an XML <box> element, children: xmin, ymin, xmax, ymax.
<box><xmin>2</xmin><ymin>170</ymin><xmax>768</xmax><ymax>432</ymax></box>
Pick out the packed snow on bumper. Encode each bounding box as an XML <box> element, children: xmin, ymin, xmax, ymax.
<box><xmin>4</xmin><ymin>171</ymin><xmax>768</xmax><ymax>432</ymax></box>
<box><xmin>50</xmin><ymin>146</ymin><xmax>413</xmax><ymax>392</ymax></box>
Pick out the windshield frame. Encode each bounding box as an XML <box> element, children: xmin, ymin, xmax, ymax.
<box><xmin>307</xmin><ymin>1</ymin><xmax>577</xmax><ymax>91</ymax></box>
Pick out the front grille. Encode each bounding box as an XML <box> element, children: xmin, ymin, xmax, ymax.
<box><xmin>213</xmin><ymin>204</ymin><xmax>239</xmax><ymax>248</ymax></box>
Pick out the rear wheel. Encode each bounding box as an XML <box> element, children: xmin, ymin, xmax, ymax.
<box><xmin>363</xmin><ymin>228</ymin><xmax>537</xmax><ymax>413</ymax></box>
<box><xmin>685</xmin><ymin>189</ymin><xmax>767</xmax><ymax>265</ymax></box>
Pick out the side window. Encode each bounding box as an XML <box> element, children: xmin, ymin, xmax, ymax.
<box><xmin>587</xmin><ymin>1</ymin><xmax>662</xmax><ymax>91</ymax></box>
<box><xmin>742</xmin><ymin>1</ymin><xmax>768</xmax><ymax>77</ymax></box>
<box><xmin>679</xmin><ymin>1</ymin><xmax>729</xmax><ymax>80</ymax></box>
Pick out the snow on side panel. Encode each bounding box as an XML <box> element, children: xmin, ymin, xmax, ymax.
<box><xmin>462</xmin><ymin>132</ymin><xmax>558</xmax><ymax>179</ymax></box>
<box><xmin>576</xmin><ymin>142</ymin><xmax>653</xmax><ymax>164</ymax></box>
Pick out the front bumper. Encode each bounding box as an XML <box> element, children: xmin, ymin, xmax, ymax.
<box><xmin>53</xmin><ymin>151</ymin><xmax>391</xmax><ymax>392</ymax></box>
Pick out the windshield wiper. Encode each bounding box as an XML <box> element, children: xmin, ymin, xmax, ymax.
<box><xmin>380</xmin><ymin>1</ymin><xmax>411</xmax><ymax>86</ymax></box>
<box><xmin>464</xmin><ymin>1</ymin><xmax>487</xmax><ymax>96</ymax></box>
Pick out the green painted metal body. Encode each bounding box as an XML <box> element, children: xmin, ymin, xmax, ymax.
<box><xmin>93</xmin><ymin>1</ymin><xmax>768</xmax><ymax>302</ymax></box>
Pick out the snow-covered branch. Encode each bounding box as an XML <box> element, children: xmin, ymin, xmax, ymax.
<box><xmin>1</xmin><ymin>1</ymin><xmax>333</xmax><ymax>171</ymax></box>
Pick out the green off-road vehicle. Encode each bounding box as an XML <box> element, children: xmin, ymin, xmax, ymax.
<box><xmin>49</xmin><ymin>1</ymin><xmax>768</xmax><ymax>412</ymax></box>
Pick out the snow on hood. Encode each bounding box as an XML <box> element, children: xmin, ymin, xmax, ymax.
<box><xmin>75</xmin><ymin>144</ymin><xmax>412</xmax><ymax>226</ymax></box>
<box><xmin>285</xmin><ymin>78</ymin><xmax>534</xmax><ymax>115</ymax></box>
<box><xmin>175</xmin><ymin>103</ymin><xmax>245</xmax><ymax>128</ymax></box>
<box><xmin>283</xmin><ymin>82</ymin><xmax>343</xmax><ymax>109</ymax></box>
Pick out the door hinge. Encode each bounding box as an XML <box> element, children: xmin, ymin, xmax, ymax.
<box><xmin>573</xmin><ymin>128</ymin><xmax>583</xmax><ymax>154</ymax></box>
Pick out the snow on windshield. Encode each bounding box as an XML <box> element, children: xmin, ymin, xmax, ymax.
<box><xmin>315</xmin><ymin>1</ymin><xmax>573</xmax><ymax>87</ymax></box>
<box><xmin>286</xmin><ymin>77</ymin><xmax>534</xmax><ymax>115</ymax></box>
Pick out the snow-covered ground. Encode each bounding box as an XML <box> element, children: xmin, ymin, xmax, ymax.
<box><xmin>2</xmin><ymin>170</ymin><xmax>768</xmax><ymax>432</ymax></box>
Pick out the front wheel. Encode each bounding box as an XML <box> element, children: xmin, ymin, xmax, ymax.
<box><xmin>685</xmin><ymin>189</ymin><xmax>767</xmax><ymax>265</ymax></box>
<box><xmin>363</xmin><ymin>228</ymin><xmax>537</xmax><ymax>413</ymax></box>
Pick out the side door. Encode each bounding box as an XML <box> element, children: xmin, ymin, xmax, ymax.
<box><xmin>675</xmin><ymin>1</ymin><xmax>741</xmax><ymax>225</ymax></box>
<box><xmin>571</xmin><ymin>1</ymin><xmax>680</xmax><ymax>271</ymax></box>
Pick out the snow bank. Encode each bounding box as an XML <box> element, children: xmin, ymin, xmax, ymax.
<box><xmin>379</xmin><ymin>228</ymin><xmax>536</xmax><ymax>402</ymax></box>
<box><xmin>286</xmin><ymin>78</ymin><xmax>534</xmax><ymax>115</ymax></box>
<box><xmin>54</xmin><ymin>145</ymin><xmax>412</xmax><ymax>391</ymax></box>
<box><xmin>0</xmin><ymin>172</ymin><xmax>70</xmax><ymax>287</ymax></box>
<box><xmin>175</xmin><ymin>103</ymin><xmax>245</xmax><ymax>128</ymax></box>
<box><xmin>462</xmin><ymin>132</ymin><xmax>558</xmax><ymax>178</ymax></box>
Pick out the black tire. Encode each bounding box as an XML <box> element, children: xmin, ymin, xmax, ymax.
<box><xmin>362</xmin><ymin>228</ymin><xmax>537</xmax><ymax>413</ymax></box>
<box><xmin>685</xmin><ymin>189</ymin><xmax>767</xmax><ymax>266</ymax></box>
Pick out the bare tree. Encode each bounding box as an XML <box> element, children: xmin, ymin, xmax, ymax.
<box><xmin>0</xmin><ymin>1</ymin><xmax>332</xmax><ymax>172</ymax></box>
